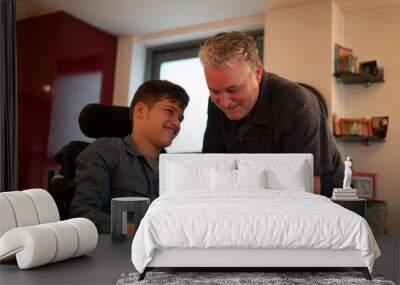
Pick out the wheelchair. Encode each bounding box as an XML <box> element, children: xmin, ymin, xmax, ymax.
<box><xmin>48</xmin><ymin>104</ymin><xmax>131</xmax><ymax>220</ymax></box>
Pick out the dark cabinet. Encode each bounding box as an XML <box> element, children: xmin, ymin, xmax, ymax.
<box><xmin>332</xmin><ymin>199</ymin><xmax>366</xmax><ymax>218</ymax></box>
<box><xmin>17</xmin><ymin>12</ymin><xmax>117</xmax><ymax>189</ymax></box>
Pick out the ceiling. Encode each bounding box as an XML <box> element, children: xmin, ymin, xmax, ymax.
<box><xmin>17</xmin><ymin>0</ymin><xmax>400</xmax><ymax>36</ymax></box>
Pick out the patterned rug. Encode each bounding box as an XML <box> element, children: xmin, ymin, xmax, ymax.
<box><xmin>116</xmin><ymin>271</ymin><xmax>396</xmax><ymax>285</ymax></box>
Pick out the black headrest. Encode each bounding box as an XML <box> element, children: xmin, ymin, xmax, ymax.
<box><xmin>79</xmin><ymin>104</ymin><xmax>132</xmax><ymax>138</ymax></box>
<box><xmin>298</xmin><ymin>83</ymin><xmax>328</xmax><ymax>118</ymax></box>
<box><xmin>54</xmin><ymin>141</ymin><xmax>90</xmax><ymax>178</ymax></box>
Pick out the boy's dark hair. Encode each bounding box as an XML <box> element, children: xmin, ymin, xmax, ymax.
<box><xmin>129</xmin><ymin>80</ymin><xmax>190</xmax><ymax>122</ymax></box>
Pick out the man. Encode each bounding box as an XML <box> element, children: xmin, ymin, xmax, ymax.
<box><xmin>69</xmin><ymin>80</ymin><xmax>189</xmax><ymax>233</ymax></box>
<box><xmin>199</xmin><ymin>31</ymin><xmax>343</xmax><ymax>196</ymax></box>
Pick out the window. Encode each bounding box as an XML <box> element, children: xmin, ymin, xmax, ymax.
<box><xmin>146</xmin><ymin>31</ymin><xmax>263</xmax><ymax>153</ymax></box>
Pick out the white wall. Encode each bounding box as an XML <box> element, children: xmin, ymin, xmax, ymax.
<box><xmin>264</xmin><ymin>2</ymin><xmax>400</xmax><ymax>232</ymax></box>
<box><xmin>16</xmin><ymin>0</ymin><xmax>28</xmax><ymax>20</ymax></box>
<box><xmin>112</xmin><ymin>15</ymin><xmax>264</xmax><ymax>106</ymax></box>
<box><xmin>330</xmin><ymin>1</ymin><xmax>346</xmax><ymax>118</ymax></box>
<box><xmin>113</xmin><ymin>36</ymin><xmax>135</xmax><ymax>106</ymax></box>
<box><xmin>264</xmin><ymin>1</ymin><xmax>333</xmax><ymax>115</ymax></box>
<box><xmin>340</xmin><ymin>8</ymin><xmax>400</xmax><ymax>232</ymax></box>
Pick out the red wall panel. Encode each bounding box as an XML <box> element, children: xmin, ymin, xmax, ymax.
<box><xmin>17</xmin><ymin>12</ymin><xmax>117</xmax><ymax>189</ymax></box>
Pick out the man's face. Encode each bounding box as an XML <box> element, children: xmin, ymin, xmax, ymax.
<box><xmin>140</xmin><ymin>98</ymin><xmax>184</xmax><ymax>149</ymax></box>
<box><xmin>204</xmin><ymin>60</ymin><xmax>262</xmax><ymax>120</ymax></box>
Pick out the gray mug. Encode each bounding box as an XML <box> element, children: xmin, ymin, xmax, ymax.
<box><xmin>111</xmin><ymin>197</ymin><xmax>150</xmax><ymax>242</ymax></box>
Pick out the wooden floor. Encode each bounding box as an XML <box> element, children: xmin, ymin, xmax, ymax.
<box><xmin>374</xmin><ymin>234</ymin><xmax>400</xmax><ymax>284</ymax></box>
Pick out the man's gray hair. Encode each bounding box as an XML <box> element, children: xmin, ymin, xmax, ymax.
<box><xmin>199</xmin><ymin>31</ymin><xmax>261</xmax><ymax>70</ymax></box>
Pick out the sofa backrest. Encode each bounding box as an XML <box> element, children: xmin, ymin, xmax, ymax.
<box><xmin>0</xmin><ymin>189</ymin><xmax>60</xmax><ymax>238</ymax></box>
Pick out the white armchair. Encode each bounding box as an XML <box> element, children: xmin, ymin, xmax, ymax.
<box><xmin>0</xmin><ymin>189</ymin><xmax>98</xmax><ymax>269</ymax></box>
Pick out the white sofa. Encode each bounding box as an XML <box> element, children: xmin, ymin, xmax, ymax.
<box><xmin>0</xmin><ymin>189</ymin><xmax>98</xmax><ymax>269</ymax></box>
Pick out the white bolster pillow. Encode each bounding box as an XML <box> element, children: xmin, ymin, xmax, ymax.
<box><xmin>0</xmin><ymin>218</ymin><xmax>98</xmax><ymax>269</ymax></box>
<box><xmin>0</xmin><ymin>191</ymin><xmax>40</xmax><ymax>228</ymax></box>
<box><xmin>0</xmin><ymin>189</ymin><xmax>60</xmax><ymax>238</ymax></box>
<box><xmin>65</xmin><ymin>218</ymin><xmax>98</xmax><ymax>257</ymax></box>
<box><xmin>24</xmin><ymin>188</ymin><xmax>60</xmax><ymax>223</ymax></box>
<box><xmin>0</xmin><ymin>196</ymin><xmax>17</xmax><ymax>237</ymax></box>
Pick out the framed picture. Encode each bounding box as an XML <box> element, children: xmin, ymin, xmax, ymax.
<box><xmin>352</xmin><ymin>172</ymin><xmax>376</xmax><ymax>199</ymax></box>
<box><xmin>339</xmin><ymin>118</ymin><xmax>372</xmax><ymax>136</ymax></box>
<box><xmin>371</xmin><ymin>116</ymin><xmax>389</xmax><ymax>138</ymax></box>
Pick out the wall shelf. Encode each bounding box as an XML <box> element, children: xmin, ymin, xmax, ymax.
<box><xmin>333</xmin><ymin>72</ymin><xmax>384</xmax><ymax>87</ymax></box>
<box><xmin>334</xmin><ymin>135</ymin><xmax>385</xmax><ymax>145</ymax></box>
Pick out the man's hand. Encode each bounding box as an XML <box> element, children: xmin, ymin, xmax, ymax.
<box><xmin>314</xmin><ymin>176</ymin><xmax>321</xmax><ymax>195</ymax></box>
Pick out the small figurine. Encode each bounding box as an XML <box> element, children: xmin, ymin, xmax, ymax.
<box><xmin>343</xmin><ymin>156</ymin><xmax>352</xmax><ymax>189</ymax></box>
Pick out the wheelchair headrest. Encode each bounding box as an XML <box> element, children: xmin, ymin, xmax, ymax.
<box><xmin>298</xmin><ymin>83</ymin><xmax>328</xmax><ymax>118</ymax></box>
<box><xmin>79</xmin><ymin>104</ymin><xmax>132</xmax><ymax>138</ymax></box>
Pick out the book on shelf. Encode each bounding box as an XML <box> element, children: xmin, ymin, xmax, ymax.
<box><xmin>332</xmin><ymin>190</ymin><xmax>359</xmax><ymax>200</ymax></box>
<box><xmin>332</xmin><ymin>194</ymin><xmax>359</xmax><ymax>200</ymax></box>
<box><xmin>332</xmin><ymin>187</ymin><xmax>359</xmax><ymax>200</ymax></box>
<box><xmin>333</xmin><ymin>188</ymin><xmax>357</xmax><ymax>193</ymax></box>
<box><xmin>334</xmin><ymin>43</ymin><xmax>357</xmax><ymax>74</ymax></box>
<box><xmin>333</xmin><ymin>192</ymin><xmax>357</xmax><ymax>197</ymax></box>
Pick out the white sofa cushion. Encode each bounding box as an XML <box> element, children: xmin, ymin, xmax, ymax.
<box><xmin>0</xmin><ymin>189</ymin><xmax>98</xmax><ymax>269</ymax></box>
<box><xmin>0</xmin><ymin>189</ymin><xmax>60</xmax><ymax>238</ymax></box>
<box><xmin>0</xmin><ymin>196</ymin><xmax>17</xmax><ymax>237</ymax></box>
<box><xmin>0</xmin><ymin>191</ymin><xmax>39</xmax><ymax>228</ymax></box>
<box><xmin>0</xmin><ymin>225</ymin><xmax>57</xmax><ymax>268</ymax></box>
<box><xmin>65</xmin><ymin>218</ymin><xmax>98</xmax><ymax>257</ymax></box>
<box><xmin>0</xmin><ymin>218</ymin><xmax>98</xmax><ymax>269</ymax></box>
<box><xmin>24</xmin><ymin>189</ymin><xmax>60</xmax><ymax>223</ymax></box>
<box><xmin>42</xmin><ymin>221</ymin><xmax>79</xmax><ymax>262</ymax></box>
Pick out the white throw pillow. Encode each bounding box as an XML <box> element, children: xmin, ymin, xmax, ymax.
<box><xmin>211</xmin><ymin>168</ymin><xmax>237</xmax><ymax>190</ymax></box>
<box><xmin>266</xmin><ymin>163</ymin><xmax>307</xmax><ymax>191</ymax></box>
<box><xmin>167</xmin><ymin>162</ymin><xmax>211</xmax><ymax>191</ymax></box>
<box><xmin>211</xmin><ymin>169</ymin><xmax>268</xmax><ymax>190</ymax></box>
<box><xmin>237</xmin><ymin>169</ymin><xmax>267</xmax><ymax>188</ymax></box>
<box><xmin>238</xmin><ymin>159</ymin><xmax>308</xmax><ymax>191</ymax></box>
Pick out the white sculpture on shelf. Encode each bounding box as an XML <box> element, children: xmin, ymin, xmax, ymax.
<box><xmin>332</xmin><ymin>157</ymin><xmax>358</xmax><ymax>200</ymax></box>
<box><xmin>343</xmin><ymin>156</ymin><xmax>353</xmax><ymax>190</ymax></box>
